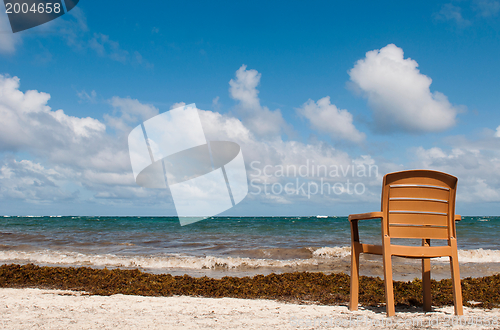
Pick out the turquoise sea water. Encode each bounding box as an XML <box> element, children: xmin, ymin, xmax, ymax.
<box><xmin>1</xmin><ymin>216</ymin><xmax>499</xmax><ymax>278</ymax></box>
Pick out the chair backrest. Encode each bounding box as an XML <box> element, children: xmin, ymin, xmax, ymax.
<box><xmin>381</xmin><ymin>170</ymin><xmax>458</xmax><ymax>240</ymax></box>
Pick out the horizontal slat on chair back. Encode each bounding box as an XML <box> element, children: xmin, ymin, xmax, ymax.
<box><xmin>384</xmin><ymin>172</ymin><xmax>456</xmax><ymax>240</ymax></box>
<box><xmin>389</xmin><ymin>187</ymin><xmax>450</xmax><ymax>200</ymax></box>
<box><xmin>388</xmin><ymin>226</ymin><xmax>449</xmax><ymax>239</ymax></box>
<box><xmin>389</xmin><ymin>198</ymin><xmax>449</xmax><ymax>214</ymax></box>
<box><xmin>388</xmin><ymin>212</ymin><xmax>448</xmax><ymax>226</ymax></box>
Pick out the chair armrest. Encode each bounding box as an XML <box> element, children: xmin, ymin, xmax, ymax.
<box><xmin>349</xmin><ymin>212</ymin><xmax>383</xmax><ymax>222</ymax></box>
<box><xmin>455</xmin><ymin>214</ymin><xmax>461</xmax><ymax>221</ymax></box>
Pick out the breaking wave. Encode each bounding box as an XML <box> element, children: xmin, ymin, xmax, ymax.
<box><xmin>1</xmin><ymin>246</ymin><xmax>499</xmax><ymax>271</ymax></box>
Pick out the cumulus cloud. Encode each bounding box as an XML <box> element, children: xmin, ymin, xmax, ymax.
<box><xmin>198</xmin><ymin>108</ymin><xmax>382</xmax><ymax>204</ymax></box>
<box><xmin>297</xmin><ymin>96</ymin><xmax>365</xmax><ymax>143</ymax></box>
<box><xmin>230</xmin><ymin>65</ymin><xmax>261</xmax><ymax>109</ymax></box>
<box><xmin>229</xmin><ymin>65</ymin><xmax>290</xmax><ymax>137</ymax></box>
<box><xmin>349</xmin><ymin>44</ymin><xmax>460</xmax><ymax>133</ymax></box>
<box><xmin>0</xmin><ymin>75</ymin><xmax>139</xmax><ymax>202</ymax></box>
<box><xmin>0</xmin><ymin>158</ymin><xmax>78</xmax><ymax>202</ymax></box>
<box><xmin>105</xmin><ymin>96</ymin><xmax>159</xmax><ymax>134</ymax></box>
<box><xmin>109</xmin><ymin>96</ymin><xmax>159</xmax><ymax>122</ymax></box>
<box><xmin>0</xmin><ymin>74</ymin><xmax>105</xmax><ymax>153</ymax></box>
<box><xmin>411</xmin><ymin>133</ymin><xmax>500</xmax><ymax>203</ymax></box>
<box><xmin>0</xmin><ymin>75</ymin><xmax>194</xmax><ymax>208</ymax></box>
<box><xmin>0</xmin><ymin>73</ymin><xmax>385</xmax><ymax>211</ymax></box>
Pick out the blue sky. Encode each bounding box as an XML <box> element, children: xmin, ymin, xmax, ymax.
<box><xmin>1</xmin><ymin>0</ymin><xmax>500</xmax><ymax>216</ymax></box>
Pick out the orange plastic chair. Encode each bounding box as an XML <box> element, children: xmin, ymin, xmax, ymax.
<box><xmin>348</xmin><ymin>170</ymin><xmax>463</xmax><ymax>316</ymax></box>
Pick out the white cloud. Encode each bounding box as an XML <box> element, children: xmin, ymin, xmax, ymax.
<box><xmin>134</xmin><ymin>51</ymin><xmax>153</xmax><ymax>69</ymax></box>
<box><xmin>170</xmin><ymin>102</ymin><xmax>186</xmax><ymax>110</ymax></box>
<box><xmin>0</xmin><ymin>74</ymin><xmax>135</xmax><ymax>174</ymax></box>
<box><xmin>411</xmin><ymin>135</ymin><xmax>500</xmax><ymax>203</ymax></box>
<box><xmin>0</xmin><ymin>10</ymin><xmax>22</xmax><ymax>54</ymax></box>
<box><xmin>109</xmin><ymin>96</ymin><xmax>159</xmax><ymax>122</ymax></box>
<box><xmin>1</xmin><ymin>6</ymin><xmax>152</xmax><ymax>68</ymax></box>
<box><xmin>435</xmin><ymin>3</ymin><xmax>472</xmax><ymax>27</ymax></box>
<box><xmin>0</xmin><ymin>159</ymin><xmax>77</xmax><ymax>202</ymax></box>
<box><xmin>473</xmin><ymin>0</ymin><xmax>500</xmax><ymax>17</ymax></box>
<box><xmin>0</xmin><ymin>75</ymin><xmax>166</xmax><ymax>206</ymax></box>
<box><xmin>297</xmin><ymin>96</ymin><xmax>365</xmax><ymax>143</ymax></box>
<box><xmin>197</xmin><ymin>108</ymin><xmax>382</xmax><ymax>204</ymax></box>
<box><xmin>89</xmin><ymin>33</ymin><xmax>129</xmax><ymax>63</ymax></box>
<box><xmin>212</xmin><ymin>96</ymin><xmax>220</xmax><ymax>110</ymax></box>
<box><xmin>230</xmin><ymin>65</ymin><xmax>261</xmax><ymax>109</ymax></box>
<box><xmin>59</xmin><ymin>9</ymin><xmax>152</xmax><ymax>67</ymax></box>
<box><xmin>198</xmin><ymin>107</ymin><xmax>370</xmax><ymax>200</ymax></box>
<box><xmin>349</xmin><ymin>44</ymin><xmax>460</xmax><ymax>133</ymax></box>
<box><xmin>106</xmin><ymin>96</ymin><xmax>159</xmax><ymax>133</ymax></box>
<box><xmin>77</xmin><ymin>90</ymin><xmax>97</xmax><ymax>103</ymax></box>
<box><xmin>0</xmin><ymin>74</ymin><xmax>105</xmax><ymax>153</ymax></box>
<box><xmin>57</xmin><ymin>7</ymin><xmax>89</xmax><ymax>50</ymax></box>
<box><xmin>0</xmin><ymin>7</ymin><xmax>88</xmax><ymax>59</ymax></box>
<box><xmin>229</xmin><ymin>65</ymin><xmax>290</xmax><ymax>137</ymax></box>
<box><xmin>434</xmin><ymin>1</ymin><xmax>499</xmax><ymax>26</ymax></box>
<box><xmin>198</xmin><ymin>109</ymin><xmax>253</xmax><ymax>144</ymax></box>
<box><xmin>0</xmin><ymin>73</ymin><xmax>385</xmax><ymax>210</ymax></box>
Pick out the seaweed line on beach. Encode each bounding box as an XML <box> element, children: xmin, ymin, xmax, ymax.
<box><xmin>1</xmin><ymin>264</ymin><xmax>499</xmax><ymax>309</ymax></box>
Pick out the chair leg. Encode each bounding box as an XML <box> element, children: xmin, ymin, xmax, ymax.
<box><xmin>349</xmin><ymin>243</ymin><xmax>360</xmax><ymax>311</ymax></box>
<box><xmin>422</xmin><ymin>239</ymin><xmax>431</xmax><ymax>312</ymax></box>
<box><xmin>422</xmin><ymin>258</ymin><xmax>431</xmax><ymax>311</ymax></box>
<box><xmin>383</xmin><ymin>242</ymin><xmax>395</xmax><ymax>317</ymax></box>
<box><xmin>450</xmin><ymin>239</ymin><xmax>463</xmax><ymax>315</ymax></box>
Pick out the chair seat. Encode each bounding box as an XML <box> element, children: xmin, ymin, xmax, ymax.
<box><xmin>354</xmin><ymin>243</ymin><xmax>453</xmax><ymax>258</ymax></box>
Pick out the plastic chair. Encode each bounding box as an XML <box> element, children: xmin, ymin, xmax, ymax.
<box><xmin>348</xmin><ymin>170</ymin><xmax>463</xmax><ymax>316</ymax></box>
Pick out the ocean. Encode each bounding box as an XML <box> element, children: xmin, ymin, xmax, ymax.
<box><xmin>1</xmin><ymin>216</ymin><xmax>499</xmax><ymax>280</ymax></box>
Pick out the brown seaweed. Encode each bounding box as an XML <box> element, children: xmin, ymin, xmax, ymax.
<box><xmin>0</xmin><ymin>264</ymin><xmax>499</xmax><ymax>309</ymax></box>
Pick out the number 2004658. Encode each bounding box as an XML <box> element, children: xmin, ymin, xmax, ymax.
<box><xmin>5</xmin><ymin>2</ymin><xmax>61</xmax><ymax>14</ymax></box>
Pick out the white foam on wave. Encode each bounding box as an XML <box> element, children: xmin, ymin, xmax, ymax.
<box><xmin>1</xmin><ymin>247</ymin><xmax>499</xmax><ymax>270</ymax></box>
<box><xmin>456</xmin><ymin>248</ymin><xmax>500</xmax><ymax>263</ymax></box>
<box><xmin>312</xmin><ymin>246</ymin><xmax>351</xmax><ymax>258</ymax></box>
<box><xmin>0</xmin><ymin>250</ymin><xmax>326</xmax><ymax>270</ymax></box>
<box><xmin>311</xmin><ymin>247</ymin><xmax>500</xmax><ymax>264</ymax></box>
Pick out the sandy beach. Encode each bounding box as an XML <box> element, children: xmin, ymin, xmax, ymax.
<box><xmin>1</xmin><ymin>288</ymin><xmax>499</xmax><ymax>329</ymax></box>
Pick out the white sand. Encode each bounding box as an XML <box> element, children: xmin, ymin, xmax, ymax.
<box><xmin>1</xmin><ymin>288</ymin><xmax>499</xmax><ymax>329</ymax></box>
